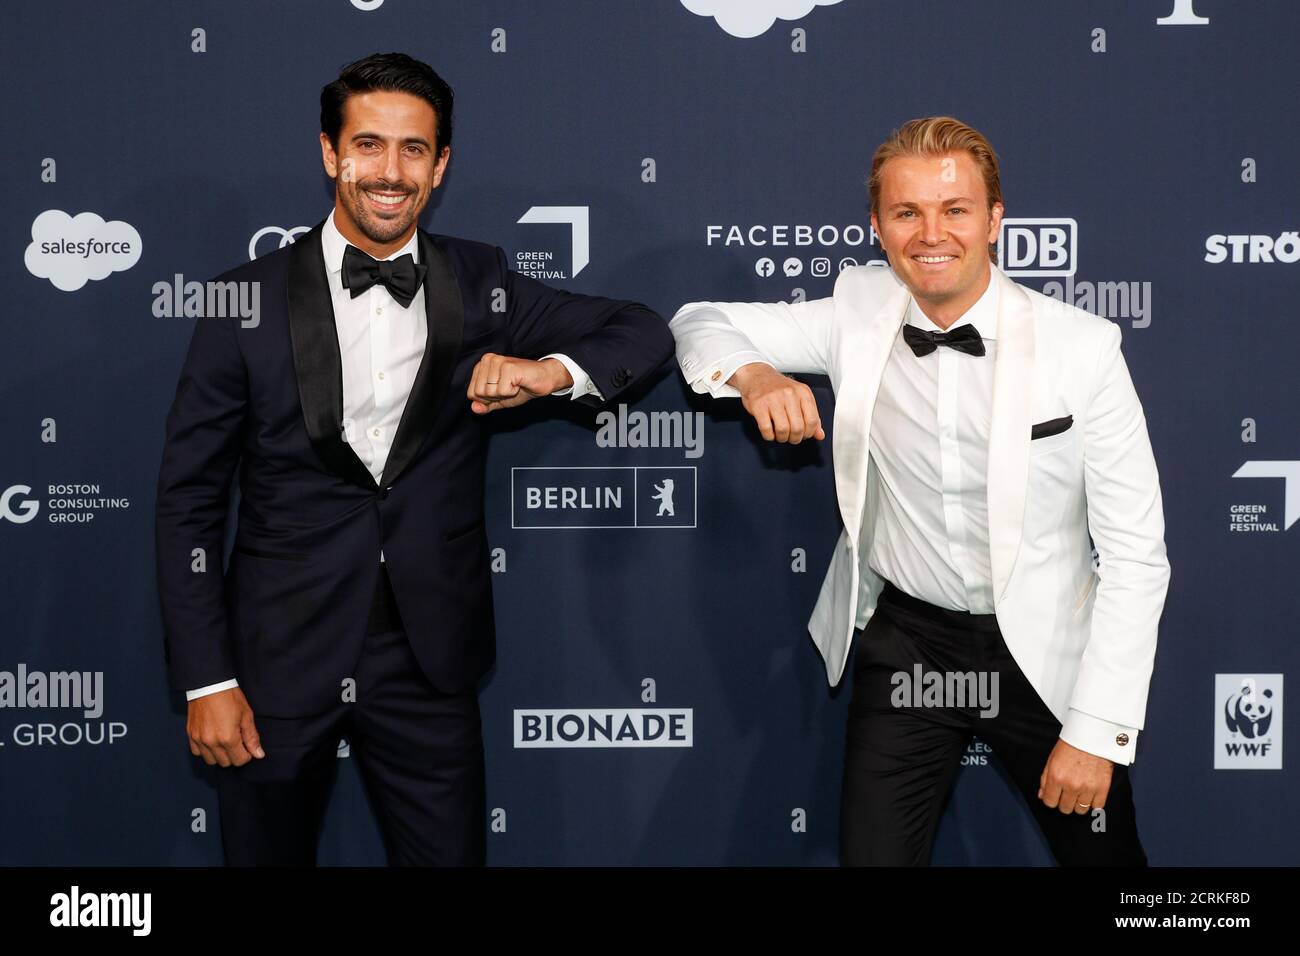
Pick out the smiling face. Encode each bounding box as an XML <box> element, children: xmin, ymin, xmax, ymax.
<box><xmin>319</xmin><ymin>90</ymin><xmax>450</xmax><ymax>257</ymax></box>
<box><xmin>870</xmin><ymin>150</ymin><xmax>1003</xmax><ymax>326</ymax></box>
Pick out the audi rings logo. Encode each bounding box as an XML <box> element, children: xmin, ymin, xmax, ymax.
<box><xmin>248</xmin><ymin>225</ymin><xmax>310</xmax><ymax>261</ymax></box>
<box><xmin>1</xmin><ymin>485</ymin><xmax>39</xmax><ymax>524</ymax></box>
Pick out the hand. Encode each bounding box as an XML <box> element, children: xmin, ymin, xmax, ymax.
<box><xmin>467</xmin><ymin>354</ymin><xmax>572</xmax><ymax>414</ymax></box>
<box><xmin>1038</xmin><ymin>738</ymin><xmax>1113</xmax><ymax>815</ymax></box>
<box><xmin>187</xmin><ymin>686</ymin><xmax>265</xmax><ymax>767</ymax></box>
<box><xmin>731</xmin><ymin>363</ymin><xmax>825</xmax><ymax>443</ymax></box>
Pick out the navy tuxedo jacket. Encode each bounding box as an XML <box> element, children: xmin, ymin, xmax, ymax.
<box><xmin>155</xmin><ymin>221</ymin><xmax>673</xmax><ymax>717</ymax></box>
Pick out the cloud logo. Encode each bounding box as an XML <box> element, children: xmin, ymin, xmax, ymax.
<box><xmin>24</xmin><ymin>210</ymin><xmax>142</xmax><ymax>292</ymax></box>
<box><xmin>680</xmin><ymin>0</ymin><xmax>844</xmax><ymax>38</ymax></box>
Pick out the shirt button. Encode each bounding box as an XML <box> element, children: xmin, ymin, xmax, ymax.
<box><xmin>377</xmin><ymin>371</ymin><xmax>385</xmax><ymax>380</ymax></box>
<box><xmin>372</xmin><ymin>428</ymin><xmax>381</xmax><ymax>438</ymax></box>
<box><xmin>376</xmin><ymin>306</ymin><xmax>384</xmax><ymax>315</ymax></box>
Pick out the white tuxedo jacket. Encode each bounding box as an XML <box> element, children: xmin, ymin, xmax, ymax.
<box><xmin>670</xmin><ymin>264</ymin><xmax>1170</xmax><ymax>764</ymax></box>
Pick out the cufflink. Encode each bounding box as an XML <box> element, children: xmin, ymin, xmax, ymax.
<box><xmin>710</xmin><ymin>370</ymin><xmax>722</xmax><ymax>382</ymax></box>
<box><xmin>1115</xmin><ymin>733</ymin><xmax>1130</xmax><ymax>746</ymax></box>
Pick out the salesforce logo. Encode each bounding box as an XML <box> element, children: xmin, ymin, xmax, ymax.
<box><xmin>25</xmin><ymin>210</ymin><xmax>142</xmax><ymax>292</ymax></box>
<box><xmin>680</xmin><ymin>0</ymin><xmax>843</xmax><ymax>38</ymax></box>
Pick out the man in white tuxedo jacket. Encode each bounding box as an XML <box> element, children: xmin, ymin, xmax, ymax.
<box><xmin>670</xmin><ymin>117</ymin><xmax>1169</xmax><ymax>865</ymax></box>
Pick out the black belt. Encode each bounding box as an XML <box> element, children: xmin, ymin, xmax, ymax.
<box><xmin>878</xmin><ymin>579</ymin><xmax>1000</xmax><ymax>631</ymax></box>
<box><xmin>367</xmin><ymin>562</ymin><xmax>404</xmax><ymax>634</ymax></box>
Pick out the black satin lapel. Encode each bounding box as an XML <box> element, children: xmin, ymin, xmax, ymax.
<box><xmin>380</xmin><ymin>230</ymin><xmax>465</xmax><ymax>488</ymax></box>
<box><xmin>287</xmin><ymin>221</ymin><xmax>379</xmax><ymax>491</ymax></box>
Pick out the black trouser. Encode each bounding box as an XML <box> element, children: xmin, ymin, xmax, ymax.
<box><xmin>216</xmin><ymin>565</ymin><xmax>486</xmax><ymax>866</ymax></box>
<box><xmin>840</xmin><ymin>580</ymin><xmax>1146</xmax><ymax>866</ymax></box>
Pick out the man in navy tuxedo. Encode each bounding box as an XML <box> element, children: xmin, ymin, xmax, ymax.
<box><xmin>154</xmin><ymin>52</ymin><xmax>673</xmax><ymax>865</ymax></box>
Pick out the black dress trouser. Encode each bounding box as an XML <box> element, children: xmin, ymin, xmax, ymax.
<box><xmin>216</xmin><ymin>565</ymin><xmax>486</xmax><ymax>866</ymax></box>
<box><xmin>840</xmin><ymin>580</ymin><xmax>1147</xmax><ymax>866</ymax></box>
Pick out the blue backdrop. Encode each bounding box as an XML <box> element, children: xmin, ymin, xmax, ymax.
<box><xmin>2</xmin><ymin>0</ymin><xmax>1294</xmax><ymax>865</ymax></box>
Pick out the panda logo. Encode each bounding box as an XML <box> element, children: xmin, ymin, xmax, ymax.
<box><xmin>1224</xmin><ymin>679</ymin><xmax>1273</xmax><ymax>739</ymax></box>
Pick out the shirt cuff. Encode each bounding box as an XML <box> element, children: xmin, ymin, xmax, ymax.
<box><xmin>541</xmin><ymin>353</ymin><xmax>603</xmax><ymax>401</ymax></box>
<box><xmin>679</xmin><ymin>350</ymin><xmax>772</xmax><ymax>399</ymax></box>
<box><xmin>186</xmin><ymin>678</ymin><xmax>239</xmax><ymax>701</ymax></box>
<box><xmin>1059</xmin><ymin>707</ymin><xmax>1139</xmax><ymax>765</ymax></box>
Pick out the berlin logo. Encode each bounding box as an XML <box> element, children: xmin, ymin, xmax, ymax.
<box><xmin>512</xmin><ymin>466</ymin><xmax>697</xmax><ymax>529</ymax></box>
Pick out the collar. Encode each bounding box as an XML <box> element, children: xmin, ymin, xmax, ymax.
<box><xmin>904</xmin><ymin>263</ymin><xmax>1001</xmax><ymax>340</ymax></box>
<box><xmin>320</xmin><ymin>208</ymin><xmax>420</xmax><ymax>276</ymax></box>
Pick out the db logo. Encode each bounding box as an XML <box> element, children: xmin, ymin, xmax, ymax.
<box><xmin>998</xmin><ymin>218</ymin><xmax>1078</xmax><ymax>277</ymax></box>
<box><xmin>1</xmin><ymin>485</ymin><xmax>39</xmax><ymax>523</ymax></box>
<box><xmin>248</xmin><ymin>226</ymin><xmax>310</xmax><ymax>261</ymax></box>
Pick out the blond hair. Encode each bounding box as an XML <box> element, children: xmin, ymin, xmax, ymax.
<box><xmin>868</xmin><ymin>116</ymin><xmax>1003</xmax><ymax>264</ymax></box>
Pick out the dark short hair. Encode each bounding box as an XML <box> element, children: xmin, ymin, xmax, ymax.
<box><xmin>320</xmin><ymin>52</ymin><xmax>453</xmax><ymax>153</ymax></box>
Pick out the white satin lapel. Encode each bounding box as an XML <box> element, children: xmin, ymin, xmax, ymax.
<box><xmin>832</xmin><ymin>272</ymin><xmax>910</xmax><ymax>542</ymax></box>
<box><xmin>987</xmin><ymin>268</ymin><xmax>1036</xmax><ymax>603</ymax></box>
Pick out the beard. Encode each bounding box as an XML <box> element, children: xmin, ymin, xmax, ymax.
<box><xmin>342</xmin><ymin>179</ymin><xmax>422</xmax><ymax>244</ymax></box>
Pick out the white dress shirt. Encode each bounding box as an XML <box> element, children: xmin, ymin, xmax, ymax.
<box><xmin>187</xmin><ymin>210</ymin><xmax>599</xmax><ymax>701</ymax></box>
<box><xmin>865</xmin><ymin>273</ymin><xmax>1000</xmax><ymax>613</ymax></box>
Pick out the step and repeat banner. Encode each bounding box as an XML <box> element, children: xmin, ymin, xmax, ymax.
<box><xmin>2</xmin><ymin>1</ymin><xmax>1294</xmax><ymax>865</ymax></box>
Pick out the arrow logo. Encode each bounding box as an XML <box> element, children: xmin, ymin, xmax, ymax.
<box><xmin>517</xmin><ymin>206</ymin><xmax>589</xmax><ymax>277</ymax></box>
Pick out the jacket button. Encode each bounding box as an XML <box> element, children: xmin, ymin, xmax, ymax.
<box><xmin>612</xmin><ymin>368</ymin><xmax>632</xmax><ymax>388</ymax></box>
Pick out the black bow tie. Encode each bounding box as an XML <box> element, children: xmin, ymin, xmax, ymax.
<box><xmin>341</xmin><ymin>244</ymin><xmax>427</xmax><ymax>309</ymax></box>
<box><xmin>902</xmin><ymin>323</ymin><xmax>986</xmax><ymax>357</ymax></box>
